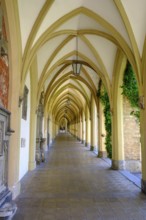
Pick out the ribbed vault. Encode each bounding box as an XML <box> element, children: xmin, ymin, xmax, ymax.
<box><xmin>12</xmin><ymin>0</ymin><xmax>146</xmax><ymax>126</ymax></box>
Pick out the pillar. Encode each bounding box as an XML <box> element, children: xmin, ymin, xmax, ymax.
<box><xmin>82</xmin><ymin>111</ymin><xmax>86</xmax><ymax>144</ymax></box>
<box><xmin>79</xmin><ymin>115</ymin><xmax>82</xmax><ymax>142</ymax></box>
<box><xmin>74</xmin><ymin>123</ymin><xmax>76</xmax><ymax>137</ymax></box>
<box><xmin>65</xmin><ymin>118</ymin><xmax>67</xmax><ymax>132</ymax></box>
<box><xmin>111</xmin><ymin>52</ymin><xmax>126</xmax><ymax>170</ymax></box>
<box><xmin>52</xmin><ymin>117</ymin><xmax>55</xmax><ymax>140</ymax></box>
<box><xmin>111</xmin><ymin>94</ymin><xmax>125</xmax><ymax>169</ymax></box>
<box><xmin>90</xmin><ymin>96</ymin><xmax>97</xmax><ymax>151</ymax></box>
<box><xmin>141</xmin><ymin>93</ymin><xmax>146</xmax><ymax>193</ymax></box>
<box><xmin>56</xmin><ymin>123</ymin><xmax>58</xmax><ymax>135</ymax></box>
<box><xmin>49</xmin><ymin>116</ymin><xmax>53</xmax><ymax>145</ymax></box>
<box><xmin>85</xmin><ymin>105</ymin><xmax>90</xmax><ymax>147</ymax></box>
<box><xmin>77</xmin><ymin>117</ymin><xmax>80</xmax><ymax>141</ymax></box>
<box><xmin>75</xmin><ymin>121</ymin><xmax>77</xmax><ymax>138</ymax></box>
<box><xmin>6</xmin><ymin>0</ymin><xmax>22</xmax><ymax>198</ymax></box>
<box><xmin>98</xmin><ymin>101</ymin><xmax>107</xmax><ymax>157</ymax></box>
<box><xmin>47</xmin><ymin>117</ymin><xmax>50</xmax><ymax>148</ymax></box>
<box><xmin>29</xmin><ymin>59</ymin><xmax>37</xmax><ymax>170</ymax></box>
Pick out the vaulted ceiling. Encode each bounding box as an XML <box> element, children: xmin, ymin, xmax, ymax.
<box><xmin>15</xmin><ymin>0</ymin><xmax>146</xmax><ymax>124</ymax></box>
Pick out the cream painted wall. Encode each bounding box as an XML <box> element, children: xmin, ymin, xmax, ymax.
<box><xmin>19</xmin><ymin>72</ymin><xmax>30</xmax><ymax>180</ymax></box>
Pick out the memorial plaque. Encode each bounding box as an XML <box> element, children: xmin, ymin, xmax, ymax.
<box><xmin>21</xmin><ymin>138</ymin><xmax>26</xmax><ymax>148</ymax></box>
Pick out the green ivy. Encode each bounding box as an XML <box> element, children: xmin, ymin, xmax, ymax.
<box><xmin>97</xmin><ymin>62</ymin><xmax>139</xmax><ymax>158</ymax></box>
<box><xmin>121</xmin><ymin>61</ymin><xmax>140</xmax><ymax>121</ymax></box>
<box><xmin>97</xmin><ymin>80</ymin><xmax>112</xmax><ymax>158</ymax></box>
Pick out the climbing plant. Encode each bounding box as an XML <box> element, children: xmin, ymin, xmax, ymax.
<box><xmin>97</xmin><ymin>80</ymin><xmax>112</xmax><ymax>158</ymax></box>
<box><xmin>121</xmin><ymin>61</ymin><xmax>140</xmax><ymax>121</ymax></box>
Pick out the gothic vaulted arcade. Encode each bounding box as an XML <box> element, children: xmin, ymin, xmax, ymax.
<box><xmin>0</xmin><ymin>0</ymin><xmax>146</xmax><ymax>218</ymax></box>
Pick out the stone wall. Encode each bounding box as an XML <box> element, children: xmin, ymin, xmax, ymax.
<box><xmin>123</xmin><ymin>97</ymin><xmax>141</xmax><ymax>172</ymax></box>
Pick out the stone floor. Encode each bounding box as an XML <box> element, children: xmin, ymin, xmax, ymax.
<box><xmin>13</xmin><ymin>133</ymin><xmax>146</xmax><ymax>220</ymax></box>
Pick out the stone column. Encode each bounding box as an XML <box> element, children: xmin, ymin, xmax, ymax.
<box><xmin>49</xmin><ymin>117</ymin><xmax>53</xmax><ymax>145</ymax></box>
<box><xmin>74</xmin><ymin>123</ymin><xmax>76</xmax><ymax>137</ymax></box>
<box><xmin>77</xmin><ymin>119</ymin><xmax>80</xmax><ymax>140</ymax></box>
<box><xmin>56</xmin><ymin>124</ymin><xmax>59</xmax><ymax>135</ymax></box>
<box><xmin>47</xmin><ymin>117</ymin><xmax>50</xmax><ymax>148</ymax></box>
<box><xmin>85</xmin><ymin>105</ymin><xmax>90</xmax><ymax>147</ymax></box>
<box><xmin>29</xmin><ymin>60</ymin><xmax>37</xmax><ymax>169</ymax></box>
<box><xmin>52</xmin><ymin>117</ymin><xmax>55</xmax><ymax>141</ymax></box>
<box><xmin>98</xmin><ymin>101</ymin><xmax>107</xmax><ymax>157</ymax></box>
<box><xmin>82</xmin><ymin>111</ymin><xmax>86</xmax><ymax>144</ymax></box>
<box><xmin>65</xmin><ymin>118</ymin><xmax>67</xmax><ymax>132</ymax></box>
<box><xmin>90</xmin><ymin>96</ymin><xmax>97</xmax><ymax>151</ymax></box>
<box><xmin>111</xmin><ymin>95</ymin><xmax>125</xmax><ymax>170</ymax></box>
<box><xmin>75</xmin><ymin>121</ymin><xmax>77</xmax><ymax>138</ymax></box>
<box><xmin>70</xmin><ymin>124</ymin><xmax>73</xmax><ymax>135</ymax></box>
<box><xmin>43</xmin><ymin>109</ymin><xmax>48</xmax><ymax>152</ymax></box>
<box><xmin>79</xmin><ymin>116</ymin><xmax>82</xmax><ymax>142</ymax></box>
<box><xmin>111</xmin><ymin>53</ymin><xmax>126</xmax><ymax>170</ymax></box>
<box><xmin>141</xmin><ymin>95</ymin><xmax>146</xmax><ymax>193</ymax></box>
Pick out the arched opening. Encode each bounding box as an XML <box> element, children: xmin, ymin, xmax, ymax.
<box><xmin>121</xmin><ymin>61</ymin><xmax>141</xmax><ymax>174</ymax></box>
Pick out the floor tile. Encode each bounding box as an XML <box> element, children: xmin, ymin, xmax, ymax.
<box><xmin>13</xmin><ymin>133</ymin><xmax>146</xmax><ymax>220</ymax></box>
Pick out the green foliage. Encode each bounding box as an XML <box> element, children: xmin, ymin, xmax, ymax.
<box><xmin>90</xmin><ymin>146</ymin><xmax>94</xmax><ymax>151</ymax></box>
<box><xmin>121</xmin><ymin>61</ymin><xmax>140</xmax><ymax>121</ymax></box>
<box><xmin>130</xmin><ymin>110</ymin><xmax>140</xmax><ymax>122</ymax></box>
<box><xmin>97</xmin><ymin>80</ymin><xmax>112</xmax><ymax>158</ymax></box>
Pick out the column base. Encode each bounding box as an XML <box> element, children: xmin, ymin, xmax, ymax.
<box><xmin>141</xmin><ymin>179</ymin><xmax>146</xmax><ymax>194</ymax></box>
<box><xmin>112</xmin><ymin>160</ymin><xmax>125</xmax><ymax>170</ymax></box>
<box><xmin>90</xmin><ymin>146</ymin><xmax>94</xmax><ymax>151</ymax></box>
<box><xmin>85</xmin><ymin>142</ymin><xmax>90</xmax><ymax>148</ymax></box>
<box><xmin>82</xmin><ymin>140</ymin><xmax>85</xmax><ymax>144</ymax></box>
<box><xmin>29</xmin><ymin>161</ymin><xmax>36</xmax><ymax>171</ymax></box>
<box><xmin>9</xmin><ymin>181</ymin><xmax>21</xmax><ymax>200</ymax></box>
<box><xmin>98</xmin><ymin>151</ymin><xmax>107</xmax><ymax>158</ymax></box>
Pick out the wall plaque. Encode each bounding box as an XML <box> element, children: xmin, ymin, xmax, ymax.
<box><xmin>21</xmin><ymin>138</ymin><xmax>26</xmax><ymax>148</ymax></box>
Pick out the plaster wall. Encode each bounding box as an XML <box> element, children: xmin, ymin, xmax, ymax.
<box><xmin>19</xmin><ymin>73</ymin><xmax>30</xmax><ymax>180</ymax></box>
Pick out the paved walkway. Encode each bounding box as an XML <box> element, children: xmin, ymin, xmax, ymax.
<box><xmin>13</xmin><ymin>133</ymin><xmax>146</xmax><ymax>220</ymax></box>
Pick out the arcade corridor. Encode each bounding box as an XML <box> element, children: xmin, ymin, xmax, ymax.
<box><xmin>13</xmin><ymin>133</ymin><xmax>146</xmax><ymax>220</ymax></box>
<box><xmin>1</xmin><ymin>1</ymin><xmax>146</xmax><ymax>219</ymax></box>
